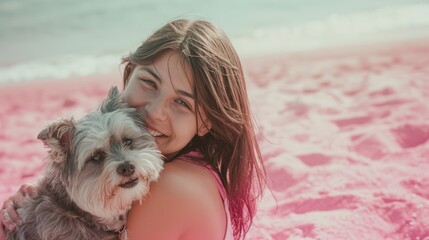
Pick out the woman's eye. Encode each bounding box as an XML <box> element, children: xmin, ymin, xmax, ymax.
<box><xmin>176</xmin><ymin>99</ymin><xmax>190</xmax><ymax>109</ymax></box>
<box><xmin>141</xmin><ymin>79</ymin><xmax>157</xmax><ymax>88</ymax></box>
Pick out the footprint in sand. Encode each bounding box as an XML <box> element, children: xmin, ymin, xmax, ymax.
<box><xmin>297</xmin><ymin>153</ymin><xmax>331</xmax><ymax>167</ymax></box>
<box><xmin>372</xmin><ymin>194</ymin><xmax>429</xmax><ymax>240</ymax></box>
<box><xmin>352</xmin><ymin>136</ymin><xmax>387</xmax><ymax>160</ymax></box>
<box><xmin>391</xmin><ymin>124</ymin><xmax>429</xmax><ymax>149</ymax></box>
<box><xmin>401</xmin><ymin>179</ymin><xmax>429</xmax><ymax>200</ymax></box>
<box><xmin>268</xmin><ymin>168</ymin><xmax>300</xmax><ymax>191</ymax></box>
<box><xmin>277</xmin><ymin>195</ymin><xmax>360</xmax><ymax>216</ymax></box>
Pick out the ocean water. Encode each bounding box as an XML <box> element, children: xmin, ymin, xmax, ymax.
<box><xmin>1</xmin><ymin>0</ymin><xmax>429</xmax><ymax>84</ymax></box>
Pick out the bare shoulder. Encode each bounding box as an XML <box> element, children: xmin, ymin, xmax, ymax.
<box><xmin>126</xmin><ymin>159</ymin><xmax>226</xmax><ymax>240</ymax></box>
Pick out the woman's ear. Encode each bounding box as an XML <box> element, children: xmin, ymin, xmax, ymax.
<box><xmin>197</xmin><ymin>121</ymin><xmax>212</xmax><ymax>137</ymax></box>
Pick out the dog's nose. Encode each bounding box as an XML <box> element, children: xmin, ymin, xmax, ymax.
<box><xmin>117</xmin><ymin>162</ymin><xmax>135</xmax><ymax>176</ymax></box>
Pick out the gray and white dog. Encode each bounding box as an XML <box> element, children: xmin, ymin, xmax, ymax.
<box><xmin>5</xmin><ymin>86</ymin><xmax>164</xmax><ymax>240</ymax></box>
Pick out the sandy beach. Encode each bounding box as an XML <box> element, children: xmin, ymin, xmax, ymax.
<box><xmin>1</xmin><ymin>39</ymin><xmax>429</xmax><ymax>239</ymax></box>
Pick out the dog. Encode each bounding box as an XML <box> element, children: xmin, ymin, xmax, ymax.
<box><xmin>5</xmin><ymin>86</ymin><xmax>164</xmax><ymax>240</ymax></box>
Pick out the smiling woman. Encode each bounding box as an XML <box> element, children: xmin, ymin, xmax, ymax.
<box><xmin>118</xmin><ymin>19</ymin><xmax>267</xmax><ymax>240</ymax></box>
<box><xmin>1</xmin><ymin>19</ymin><xmax>266</xmax><ymax>240</ymax></box>
<box><xmin>122</xmin><ymin>50</ymin><xmax>206</xmax><ymax>161</ymax></box>
<box><xmin>3</xmin><ymin>3</ymin><xmax>429</xmax><ymax>239</ymax></box>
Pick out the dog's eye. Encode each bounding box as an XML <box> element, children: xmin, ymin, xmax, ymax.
<box><xmin>91</xmin><ymin>151</ymin><xmax>105</xmax><ymax>162</ymax></box>
<box><xmin>124</xmin><ymin>139</ymin><xmax>133</xmax><ymax>148</ymax></box>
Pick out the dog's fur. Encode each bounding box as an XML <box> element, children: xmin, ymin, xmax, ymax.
<box><xmin>5</xmin><ymin>87</ymin><xmax>164</xmax><ymax>240</ymax></box>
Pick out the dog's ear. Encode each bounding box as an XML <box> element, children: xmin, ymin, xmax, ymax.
<box><xmin>37</xmin><ymin>118</ymin><xmax>75</xmax><ymax>162</ymax></box>
<box><xmin>99</xmin><ymin>86</ymin><xmax>126</xmax><ymax>113</ymax></box>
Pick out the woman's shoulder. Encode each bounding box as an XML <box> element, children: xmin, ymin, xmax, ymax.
<box><xmin>157</xmin><ymin>159</ymin><xmax>226</xmax><ymax>220</ymax></box>
<box><xmin>154</xmin><ymin>159</ymin><xmax>216</xmax><ymax>201</ymax></box>
<box><xmin>161</xmin><ymin>152</ymin><xmax>222</xmax><ymax>195</ymax></box>
<box><xmin>126</xmin><ymin>158</ymin><xmax>227</xmax><ymax>239</ymax></box>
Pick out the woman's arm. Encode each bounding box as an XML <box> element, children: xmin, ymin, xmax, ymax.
<box><xmin>126</xmin><ymin>160</ymin><xmax>226</xmax><ymax>240</ymax></box>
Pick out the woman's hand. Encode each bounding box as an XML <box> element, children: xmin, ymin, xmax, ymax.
<box><xmin>0</xmin><ymin>184</ymin><xmax>37</xmax><ymax>234</ymax></box>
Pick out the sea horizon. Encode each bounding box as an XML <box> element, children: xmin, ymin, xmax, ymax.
<box><xmin>1</xmin><ymin>0</ymin><xmax>429</xmax><ymax>84</ymax></box>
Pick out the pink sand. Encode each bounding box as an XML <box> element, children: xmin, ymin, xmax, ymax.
<box><xmin>1</xmin><ymin>40</ymin><xmax>429</xmax><ymax>239</ymax></box>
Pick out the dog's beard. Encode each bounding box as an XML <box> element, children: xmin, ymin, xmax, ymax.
<box><xmin>65</xmin><ymin>148</ymin><xmax>163</xmax><ymax>223</ymax></box>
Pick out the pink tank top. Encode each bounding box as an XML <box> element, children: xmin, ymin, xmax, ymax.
<box><xmin>178</xmin><ymin>151</ymin><xmax>234</xmax><ymax>240</ymax></box>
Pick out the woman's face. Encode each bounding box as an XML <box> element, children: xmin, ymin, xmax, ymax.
<box><xmin>123</xmin><ymin>51</ymin><xmax>209</xmax><ymax>160</ymax></box>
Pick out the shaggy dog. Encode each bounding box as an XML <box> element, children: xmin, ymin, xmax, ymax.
<box><xmin>5</xmin><ymin>87</ymin><xmax>164</xmax><ymax>240</ymax></box>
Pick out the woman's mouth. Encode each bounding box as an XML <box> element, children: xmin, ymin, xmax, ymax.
<box><xmin>148</xmin><ymin>126</ymin><xmax>166</xmax><ymax>138</ymax></box>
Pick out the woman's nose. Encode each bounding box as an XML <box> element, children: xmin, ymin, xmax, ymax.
<box><xmin>145</xmin><ymin>97</ymin><xmax>167</xmax><ymax>121</ymax></box>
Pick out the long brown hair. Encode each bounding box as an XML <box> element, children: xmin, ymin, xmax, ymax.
<box><xmin>122</xmin><ymin>19</ymin><xmax>266</xmax><ymax>240</ymax></box>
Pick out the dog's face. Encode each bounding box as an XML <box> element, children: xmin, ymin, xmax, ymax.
<box><xmin>37</xmin><ymin>87</ymin><xmax>164</xmax><ymax>222</ymax></box>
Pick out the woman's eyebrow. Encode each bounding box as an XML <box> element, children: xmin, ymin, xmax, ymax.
<box><xmin>140</xmin><ymin>66</ymin><xmax>162</xmax><ymax>82</ymax></box>
<box><xmin>177</xmin><ymin>90</ymin><xmax>195</xmax><ymax>100</ymax></box>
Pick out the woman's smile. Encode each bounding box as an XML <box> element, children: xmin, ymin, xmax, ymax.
<box><xmin>122</xmin><ymin>50</ymin><xmax>210</xmax><ymax>158</ymax></box>
<box><xmin>147</xmin><ymin>125</ymin><xmax>167</xmax><ymax>138</ymax></box>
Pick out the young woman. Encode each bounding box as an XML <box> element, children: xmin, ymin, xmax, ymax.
<box><xmin>1</xmin><ymin>19</ymin><xmax>266</xmax><ymax>240</ymax></box>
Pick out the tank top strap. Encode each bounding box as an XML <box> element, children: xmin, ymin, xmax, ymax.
<box><xmin>204</xmin><ymin>163</ymin><xmax>228</xmax><ymax>200</ymax></box>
